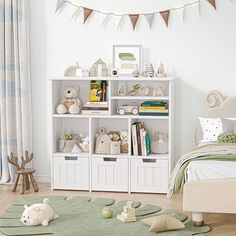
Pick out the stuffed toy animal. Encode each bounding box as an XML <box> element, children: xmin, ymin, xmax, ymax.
<box><xmin>120</xmin><ymin>131</ymin><xmax>128</xmax><ymax>153</ymax></box>
<box><xmin>109</xmin><ymin>132</ymin><xmax>120</xmax><ymax>142</ymax></box>
<box><xmin>110</xmin><ymin>141</ymin><xmax>121</xmax><ymax>155</ymax></box>
<box><xmin>95</xmin><ymin>128</ymin><xmax>111</xmax><ymax>154</ymax></box>
<box><xmin>21</xmin><ymin>198</ymin><xmax>59</xmax><ymax>227</ymax></box>
<box><xmin>56</xmin><ymin>86</ymin><xmax>82</xmax><ymax>114</ymax></box>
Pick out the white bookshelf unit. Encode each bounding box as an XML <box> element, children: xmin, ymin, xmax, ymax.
<box><xmin>50</xmin><ymin>76</ymin><xmax>175</xmax><ymax>193</ymax></box>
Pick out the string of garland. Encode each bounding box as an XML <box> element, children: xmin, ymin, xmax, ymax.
<box><xmin>55</xmin><ymin>0</ymin><xmax>228</xmax><ymax>30</ymax></box>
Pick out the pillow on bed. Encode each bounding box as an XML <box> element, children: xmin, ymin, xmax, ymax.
<box><xmin>199</xmin><ymin>118</ymin><xmax>236</xmax><ymax>143</ymax></box>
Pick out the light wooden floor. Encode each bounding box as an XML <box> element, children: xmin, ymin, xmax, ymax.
<box><xmin>1</xmin><ymin>183</ymin><xmax>236</xmax><ymax>236</ymax></box>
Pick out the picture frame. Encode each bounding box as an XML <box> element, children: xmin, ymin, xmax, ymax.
<box><xmin>113</xmin><ymin>45</ymin><xmax>142</xmax><ymax>76</ymax></box>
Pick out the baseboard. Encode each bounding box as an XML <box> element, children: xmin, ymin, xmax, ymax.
<box><xmin>35</xmin><ymin>175</ymin><xmax>51</xmax><ymax>183</ymax></box>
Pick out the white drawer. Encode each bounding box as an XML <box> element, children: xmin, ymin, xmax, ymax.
<box><xmin>92</xmin><ymin>157</ymin><xmax>128</xmax><ymax>192</ymax></box>
<box><xmin>53</xmin><ymin>156</ymin><xmax>89</xmax><ymax>190</ymax></box>
<box><xmin>131</xmin><ymin>158</ymin><xmax>169</xmax><ymax>193</ymax></box>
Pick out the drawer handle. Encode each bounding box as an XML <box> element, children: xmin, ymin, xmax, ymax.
<box><xmin>103</xmin><ymin>158</ymin><xmax>117</xmax><ymax>162</ymax></box>
<box><xmin>142</xmin><ymin>159</ymin><xmax>156</xmax><ymax>163</ymax></box>
<box><xmin>65</xmin><ymin>156</ymin><xmax>78</xmax><ymax>161</ymax></box>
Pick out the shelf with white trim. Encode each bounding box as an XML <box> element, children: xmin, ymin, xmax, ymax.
<box><xmin>50</xmin><ymin>76</ymin><xmax>175</xmax><ymax>194</ymax></box>
<box><xmin>110</xmin><ymin>96</ymin><xmax>169</xmax><ymax>100</ymax></box>
<box><xmin>50</xmin><ymin>76</ymin><xmax>175</xmax><ymax>81</ymax></box>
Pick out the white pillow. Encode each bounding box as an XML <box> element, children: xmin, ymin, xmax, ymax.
<box><xmin>199</xmin><ymin>118</ymin><xmax>236</xmax><ymax>143</ymax></box>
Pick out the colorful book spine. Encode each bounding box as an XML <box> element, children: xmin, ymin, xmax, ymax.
<box><xmin>131</xmin><ymin>123</ymin><xmax>138</xmax><ymax>156</ymax></box>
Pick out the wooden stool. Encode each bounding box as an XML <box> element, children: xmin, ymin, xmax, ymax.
<box><xmin>7</xmin><ymin>151</ymin><xmax>39</xmax><ymax>194</ymax></box>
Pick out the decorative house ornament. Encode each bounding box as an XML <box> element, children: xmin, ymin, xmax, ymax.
<box><xmin>90</xmin><ymin>58</ymin><xmax>108</xmax><ymax>77</ymax></box>
<box><xmin>55</xmin><ymin>0</ymin><xmax>219</xmax><ymax>30</ymax></box>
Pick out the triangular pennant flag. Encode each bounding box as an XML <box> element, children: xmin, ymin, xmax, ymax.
<box><xmin>116</xmin><ymin>15</ymin><xmax>126</xmax><ymax>30</ymax></box>
<box><xmin>101</xmin><ymin>13</ymin><xmax>112</xmax><ymax>28</ymax></box>
<box><xmin>144</xmin><ymin>13</ymin><xmax>155</xmax><ymax>29</ymax></box>
<box><xmin>55</xmin><ymin>0</ymin><xmax>65</xmax><ymax>13</ymax></box>
<box><xmin>71</xmin><ymin>6</ymin><xmax>81</xmax><ymax>19</ymax></box>
<box><xmin>83</xmin><ymin>7</ymin><xmax>93</xmax><ymax>24</ymax></box>
<box><xmin>129</xmin><ymin>14</ymin><xmax>139</xmax><ymax>30</ymax></box>
<box><xmin>207</xmin><ymin>0</ymin><xmax>216</xmax><ymax>9</ymax></box>
<box><xmin>160</xmin><ymin>10</ymin><xmax>170</xmax><ymax>27</ymax></box>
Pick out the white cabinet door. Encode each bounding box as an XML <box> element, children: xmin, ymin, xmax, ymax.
<box><xmin>53</xmin><ymin>156</ymin><xmax>89</xmax><ymax>190</ymax></box>
<box><xmin>131</xmin><ymin>159</ymin><xmax>169</xmax><ymax>193</ymax></box>
<box><xmin>92</xmin><ymin>158</ymin><xmax>128</xmax><ymax>192</ymax></box>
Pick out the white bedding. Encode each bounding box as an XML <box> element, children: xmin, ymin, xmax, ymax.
<box><xmin>185</xmin><ymin>160</ymin><xmax>236</xmax><ymax>182</ymax></box>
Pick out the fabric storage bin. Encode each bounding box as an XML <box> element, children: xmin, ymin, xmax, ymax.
<box><xmin>130</xmin><ymin>158</ymin><xmax>169</xmax><ymax>193</ymax></box>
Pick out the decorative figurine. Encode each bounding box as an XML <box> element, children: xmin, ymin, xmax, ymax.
<box><xmin>139</xmin><ymin>86</ymin><xmax>150</xmax><ymax>96</ymax></box>
<box><xmin>142</xmin><ymin>63</ymin><xmax>148</xmax><ymax>77</ymax></box>
<box><xmin>120</xmin><ymin>131</ymin><xmax>128</xmax><ymax>153</ymax></box>
<box><xmin>117</xmin><ymin>201</ymin><xmax>136</xmax><ymax>222</ymax></box>
<box><xmin>132</xmin><ymin>64</ymin><xmax>140</xmax><ymax>77</ymax></box>
<box><xmin>148</xmin><ymin>63</ymin><xmax>155</xmax><ymax>77</ymax></box>
<box><xmin>95</xmin><ymin>128</ymin><xmax>111</xmax><ymax>154</ymax></box>
<box><xmin>157</xmin><ymin>63</ymin><xmax>167</xmax><ymax>77</ymax></box>
<box><xmin>151</xmin><ymin>132</ymin><xmax>168</xmax><ymax>154</ymax></box>
<box><xmin>118</xmin><ymin>83</ymin><xmax>127</xmax><ymax>96</ymax></box>
<box><xmin>128</xmin><ymin>84</ymin><xmax>140</xmax><ymax>96</ymax></box>
<box><xmin>110</xmin><ymin>141</ymin><xmax>121</xmax><ymax>155</ymax></box>
<box><xmin>153</xmin><ymin>83</ymin><xmax>165</xmax><ymax>96</ymax></box>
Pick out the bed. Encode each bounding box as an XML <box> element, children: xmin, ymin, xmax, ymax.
<box><xmin>169</xmin><ymin>90</ymin><xmax>236</xmax><ymax>226</ymax></box>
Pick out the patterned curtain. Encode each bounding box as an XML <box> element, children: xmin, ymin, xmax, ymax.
<box><xmin>0</xmin><ymin>0</ymin><xmax>32</xmax><ymax>183</ymax></box>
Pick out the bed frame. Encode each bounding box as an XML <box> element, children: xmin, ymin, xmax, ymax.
<box><xmin>183</xmin><ymin>90</ymin><xmax>236</xmax><ymax>226</ymax></box>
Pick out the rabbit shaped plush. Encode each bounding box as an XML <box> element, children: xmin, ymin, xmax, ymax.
<box><xmin>21</xmin><ymin>198</ymin><xmax>59</xmax><ymax>227</ymax></box>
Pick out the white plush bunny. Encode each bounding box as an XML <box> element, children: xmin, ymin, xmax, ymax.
<box><xmin>21</xmin><ymin>198</ymin><xmax>59</xmax><ymax>227</ymax></box>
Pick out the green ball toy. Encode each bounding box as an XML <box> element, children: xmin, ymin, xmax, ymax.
<box><xmin>102</xmin><ymin>207</ymin><xmax>113</xmax><ymax>218</ymax></box>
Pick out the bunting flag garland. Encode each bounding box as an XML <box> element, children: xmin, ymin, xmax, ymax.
<box><xmin>55</xmin><ymin>0</ymin><xmax>222</xmax><ymax>30</ymax></box>
<box><xmin>129</xmin><ymin>14</ymin><xmax>139</xmax><ymax>30</ymax></box>
<box><xmin>207</xmin><ymin>0</ymin><xmax>216</xmax><ymax>9</ymax></box>
<box><xmin>83</xmin><ymin>7</ymin><xmax>93</xmax><ymax>24</ymax></box>
<box><xmin>160</xmin><ymin>10</ymin><xmax>170</xmax><ymax>27</ymax></box>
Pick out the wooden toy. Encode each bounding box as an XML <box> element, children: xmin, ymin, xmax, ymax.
<box><xmin>117</xmin><ymin>104</ymin><xmax>138</xmax><ymax>115</ymax></box>
<box><xmin>117</xmin><ymin>201</ymin><xmax>136</xmax><ymax>222</ymax></box>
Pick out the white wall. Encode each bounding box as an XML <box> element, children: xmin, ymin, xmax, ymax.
<box><xmin>29</xmin><ymin>0</ymin><xmax>236</xmax><ymax>182</ymax></box>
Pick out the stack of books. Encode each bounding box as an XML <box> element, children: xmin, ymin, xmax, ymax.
<box><xmin>82</xmin><ymin>102</ymin><xmax>109</xmax><ymax>115</ymax></box>
<box><xmin>131</xmin><ymin>122</ymin><xmax>151</xmax><ymax>156</ymax></box>
<box><xmin>138</xmin><ymin>101</ymin><xmax>168</xmax><ymax>116</ymax></box>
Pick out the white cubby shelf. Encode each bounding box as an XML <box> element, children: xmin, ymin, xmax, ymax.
<box><xmin>50</xmin><ymin>76</ymin><xmax>175</xmax><ymax>194</ymax></box>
